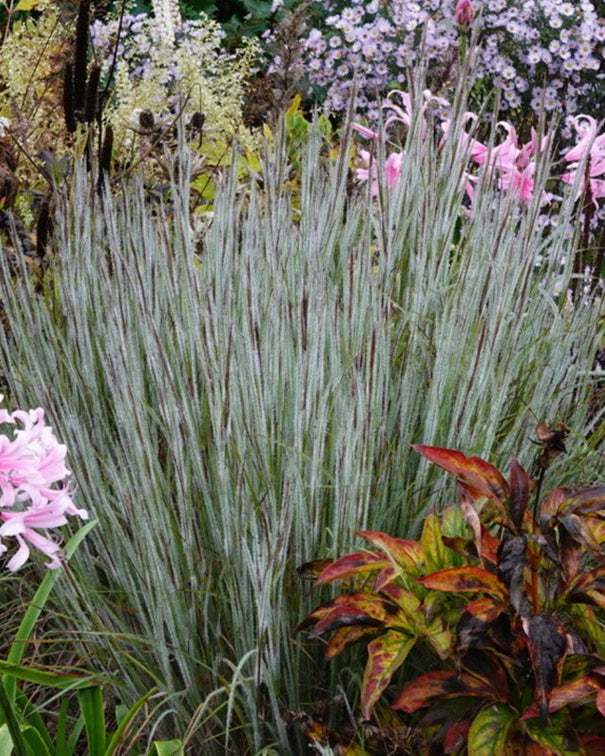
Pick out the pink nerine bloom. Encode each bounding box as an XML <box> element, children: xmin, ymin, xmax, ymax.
<box><xmin>0</xmin><ymin>396</ymin><xmax>88</xmax><ymax>571</ymax></box>
<box><xmin>444</xmin><ymin>118</ymin><xmax>549</xmax><ymax>206</ymax></box>
<box><xmin>561</xmin><ymin>115</ymin><xmax>605</xmax><ymax>204</ymax></box>
<box><xmin>356</xmin><ymin>150</ymin><xmax>404</xmax><ymax>196</ymax></box>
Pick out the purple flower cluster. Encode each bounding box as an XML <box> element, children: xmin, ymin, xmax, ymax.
<box><xmin>0</xmin><ymin>399</ymin><xmax>87</xmax><ymax>571</ymax></box>
<box><xmin>300</xmin><ymin>0</ymin><xmax>605</xmax><ymax>122</ymax></box>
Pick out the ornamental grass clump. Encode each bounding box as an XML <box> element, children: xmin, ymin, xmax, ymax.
<box><xmin>0</xmin><ymin>98</ymin><xmax>603</xmax><ymax>751</ymax></box>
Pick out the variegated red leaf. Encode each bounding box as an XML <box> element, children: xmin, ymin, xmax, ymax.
<box><xmin>565</xmin><ymin>486</ymin><xmax>605</xmax><ymax>515</ymax></box>
<box><xmin>325</xmin><ymin>625</ymin><xmax>381</xmax><ymax>659</ymax></box>
<box><xmin>357</xmin><ymin>531</ymin><xmax>424</xmax><ymax>570</ymax></box>
<box><xmin>443</xmin><ymin>720</ymin><xmax>471</xmax><ymax>754</ymax></box>
<box><xmin>315</xmin><ymin>552</ymin><xmax>389</xmax><ymax>585</ymax></box>
<box><xmin>463</xmin><ymin>596</ymin><xmax>506</xmax><ymax>623</ymax></box>
<box><xmin>417</xmin><ymin>566</ymin><xmax>509</xmax><ymax>601</ymax></box>
<box><xmin>303</xmin><ymin>592</ymin><xmax>392</xmax><ymax>637</ymax></box>
<box><xmin>522</xmin><ymin>675</ymin><xmax>601</xmax><ymax>718</ymax></box>
<box><xmin>360</xmin><ymin>630</ymin><xmax>415</xmax><ymax>719</ymax></box>
<box><xmin>413</xmin><ymin>445</ymin><xmax>510</xmax><ymax>505</ymax></box>
<box><xmin>569</xmin><ymin>566</ymin><xmax>605</xmax><ymax>609</ymax></box>
<box><xmin>392</xmin><ymin>669</ymin><xmax>506</xmax><ymax>713</ymax></box>
<box><xmin>540</xmin><ymin>487</ymin><xmax>570</xmax><ymax>520</ymax></box>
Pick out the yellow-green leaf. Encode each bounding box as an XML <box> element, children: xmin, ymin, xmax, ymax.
<box><xmin>15</xmin><ymin>0</ymin><xmax>44</xmax><ymax>11</ymax></box>
<box><xmin>361</xmin><ymin>630</ymin><xmax>415</xmax><ymax>719</ymax></box>
<box><xmin>420</xmin><ymin>512</ymin><xmax>450</xmax><ymax>573</ymax></box>
<box><xmin>467</xmin><ymin>705</ymin><xmax>516</xmax><ymax>755</ymax></box>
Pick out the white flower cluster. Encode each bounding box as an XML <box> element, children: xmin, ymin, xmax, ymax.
<box><xmin>152</xmin><ymin>0</ymin><xmax>182</xmax><ymax>45</ymax></box>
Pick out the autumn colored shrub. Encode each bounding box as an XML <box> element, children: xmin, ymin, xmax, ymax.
<box><xmin>300</xmin><ymin>434</ymin><xmax>605</xmax><ymax>753</ymax></box>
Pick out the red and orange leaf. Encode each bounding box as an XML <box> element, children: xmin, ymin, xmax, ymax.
<box><xmin>540</xmin><ymin>488</ymin><xmax>569</xmax><ymax>520</ymax></box>
<box><xmin>463</xmin><ymin>596</ymin><xmax>506</xmax><ymax>623</ymax></box>
<box><xmin>522</xmin><ymin>675</ymin><xmax>600</xmax><ymax>719</ymax></box>
<box><xmin>391</xmin><ymin>670</ymin><xmax>458</xmax><ymax>713</ymax></box>
<box><xmin>417</xmin><ymin>566</ymin><xmax>509</xmax><ymax>601</ymax></box>
<box><xmin>392</xmin><ymin>669</ymin><xmax>506</xmax><ymax>713</ymax></box>
<box><xmin>479</xmin><ymin>525</ymin><xmax>501</xmax><ymax>563</ymax></box>
<box><xmin>360</xmin><ymin>630</ymin><xmax>416</xmax><ymax>719</ymax></box>
<box><xmin>596</xmin><ymin>688</ymin><xmax>605</xmax><ymax>716</ymax></box>
<box><xmin>325</xmin><ymin>625</ymin><xmax>381</xmax><ymax>659</ymax></box>
<box><xmin>569</xmin><ymin>566</ymin><xmax>605</xmax><ymax>609</ymax></box>
<box><xmin>581</xmin><ymin>518</ymin><xmax>605</xmax><ymax>549</ymax></box>
<box><xmin>560</xmin><ymin>529</ymin><xmax>583</xmax><ymax>583</ymax></box>
<box><xmin>357</xmin><ymin>531</ymin><xmax>424</xmax><ymax>570</ymax></box>
<box><xmin>308</xmin><ymin>592</ymin><xmax>391</xmax><ymax>637</ymax></box>
<box><xmin>443</xmin><ymin>720</ymin><xmax>471</xmax><ymax>754</ymax></box>
<box><xmin>565</xmin><ymin>486</ymin><xmax>605</xmax><ymax>515</ymax></box>
<box><xmin>412</xmin><ymin>445</ymin><xmax>510</xmax><ymax>505</ymax></box>
<box><xmin>374</xmin><ymin>563</ymin><xmax>399</xmax><ymax>591</ymax></box>
<box><xmin>316</xmin><ymin>552</ymin><xmax>390</xmax><ymax>585</ymax></box>
<box><xmin>379</xmin><ymin>581</ymin><xmax>411</xmax><ymax>603</ymax></box>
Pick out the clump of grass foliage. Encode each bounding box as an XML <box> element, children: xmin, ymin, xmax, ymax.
<box><xmin>0</xmin><ymin>98</ymin><xmax>603</xmax><ymax>752</ymax></box>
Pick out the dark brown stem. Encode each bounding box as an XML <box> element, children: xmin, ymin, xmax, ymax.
<box><xmin>532</xmin><ymin>466</ymin><xmax>546</xmax><ymax>523</ymax></box>
<box><xmin>73</xmin><ymin>0</ymin><xmax>91</xmax><ymax>119</ymax></box>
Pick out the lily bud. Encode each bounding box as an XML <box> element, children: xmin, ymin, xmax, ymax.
<box><xmin>456</xmin><ymin>0</ymin><xmax>473</xmax><ymax>30</ymax></box>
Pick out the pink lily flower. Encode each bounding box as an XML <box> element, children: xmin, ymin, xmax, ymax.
<box><xmin>440</xmin><ymin>112</ymin><xmax>488</xmax><ymax>163</ymax></box>
<box><xmin>561</xmin><ymin>115</ymin><xmax>605</xmax><ymax>204</ymax></box>
<box><xmin>498</xmin><ymin>163</ymin><xmax>536</xmax><ymax>205</ymax></box>
<box><xmin>382</xmin><ymin>88</ymin><xmax>449</xmax><ymax>140</ymax></box>
<box><xmin>351</xmin><ymin>123</ymin><xmax>380</xmax><ymax>141</ymax></box>
<box><xmin>356</xmin><ymin>149</ymin><xmax>404</xmax><ymax>195</ymax></box>
<box><xmin>0</xmin><ymin>398</ymin><xmax>87</xmax><ymax>571</ymax></box>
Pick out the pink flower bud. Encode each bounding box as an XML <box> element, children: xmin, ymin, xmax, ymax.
<box><xmin>456</xmin><ymin>0</ymin><xmax>473</xmax><ymax>28</ymax></box>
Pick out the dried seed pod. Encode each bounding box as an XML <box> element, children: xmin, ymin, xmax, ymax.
<box><xmin>85</xmin><ymin>65</ymin><xmax>101</xmax><ymax>124</ymax></box>
<box><xmin>73</xmin><ymin>0</ymin><xmax>91</xmax><ymax>118</ymax></box>
<box><xmin>532</xmin><ymin>421</ymin><xmax>568</xmax><ymax>473</ymax></box>
<box><xmin>190</xmin><ymin>111</ymin><xmax>205</xmax><ymax>131</ymax></box>
<box><xmin>63</xmin><ymin>63</ymin><xmax>76</xmax><ymax>133</ymax></box>
<box><xmin>138</xmin><ymin>109</ymin><xmax>155</xmax><ymax>130</ymax></box>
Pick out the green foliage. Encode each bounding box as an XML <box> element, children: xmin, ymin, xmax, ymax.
<box><xmin>0</xmin><ymin>522</ymin><xmax>180</xmax><ymax>755</ymax></box>
<box><xmin>300</xmin><ymin>441</ymin><xmax>605</xmax><ymax>753</ymax></box>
